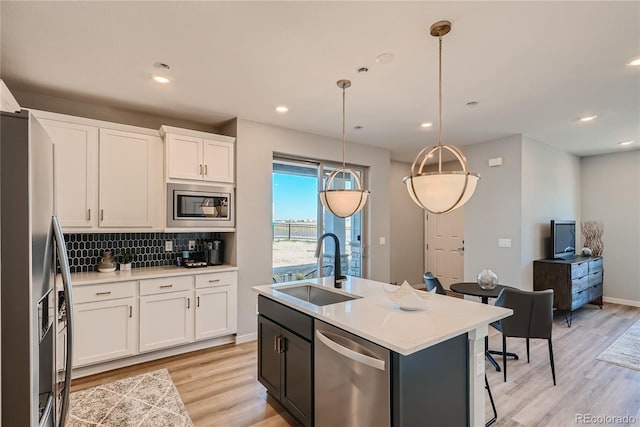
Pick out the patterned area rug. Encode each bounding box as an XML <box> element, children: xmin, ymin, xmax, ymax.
<box><xmin>67</xmin><ymin>369</ymin><xmax>194</xmax><ymax>427</ymax></box>
<box><xmin>596</xmin><ymin>318</ymin><xmax>640</xmax><ymax>371</ymax></box>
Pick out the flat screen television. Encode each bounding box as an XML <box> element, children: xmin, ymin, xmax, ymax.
<box><xmin>551</xmin><ymin>220</ymin><xmax>576</xmax><ymax>259</ymax></box>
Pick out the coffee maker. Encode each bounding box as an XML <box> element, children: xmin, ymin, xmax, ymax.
<box><xmin>205</xmin><ymin>240</ymin><xmax>224</xmax><ymax>265</ymax></box>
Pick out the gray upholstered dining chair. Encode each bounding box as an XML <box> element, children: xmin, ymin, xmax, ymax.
<box><xmin>423</xmin><ymin>272</ymin><xmax>447</xmax><ymax>295</ymax></box>
<box><xmin>491</xmin><ymin>288</ymin><xmax>556</xmax><ymax>385</ymax></box>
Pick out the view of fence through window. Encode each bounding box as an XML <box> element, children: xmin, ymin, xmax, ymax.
<box><xmin>272</xmin><ymin>159</ymin><xmax>362</xmax><ymax>283</ymax></box>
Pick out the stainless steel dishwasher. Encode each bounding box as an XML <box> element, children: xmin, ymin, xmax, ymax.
<box><xmin>314</xmin><ymin>320</ymin><xmax>390</xmax><ymax>426</ymax></box>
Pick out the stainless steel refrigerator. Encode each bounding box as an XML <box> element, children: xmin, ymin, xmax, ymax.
<box><xmin>1</xmin><ymin>109</ymin><xmax>74</xmax><ymax>426</ymax></box>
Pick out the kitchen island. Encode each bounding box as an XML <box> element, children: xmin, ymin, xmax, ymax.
<box><xmin>253</xmin><ymin>276</ymin><xmax>512</xmax><ymax>427</ymax></box>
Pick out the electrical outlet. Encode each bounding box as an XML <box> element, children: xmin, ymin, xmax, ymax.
<box><xmin>188</xmin><ymin>240</ymin><xmax>196</xmax><ymax>250</ymax></box>
<box><xmin>498</xmin><ymin>238</ymin><xmax>512</xmax><ymax>248</ymax></box>
<box><xmin>164</xmin><ymin>241</ymin><xmax>173</xmax><ymax>252</ymax></box>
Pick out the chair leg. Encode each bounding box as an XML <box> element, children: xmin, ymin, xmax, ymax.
<box><xmin>548</xmin><ymin>339</ymin><xmax>556</xmax><ymax>386</ymax></box>
<box><xmin>485</xmin><ymin>374</ymin><xmax>497</xmax><ymax>426</ymax></box>
<box><xmin>502</xmin><ymin>335</ymin><xmax>507</xmax><ymax>382</ymax></box>
<box><xmin>526</xmin><ymin>338</ymin><xmax>530</xmax><ymax>363</ymax></box>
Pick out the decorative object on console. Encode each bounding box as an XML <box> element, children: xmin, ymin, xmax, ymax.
<box><xmin>477</xmin><ymin>269</ymin><xmax>498</xmax><ymax>290</ymax></box>
<box><xmin>319</xmin><ymin>80</ymin><xmax>370</xmax><ymax>218</ymax></box>
<box><xmin>580</xmin><ymin>247</ymin><xmax>593</xmax><ymax>256</ymax></box>
<box><xmin>383</xmin><ymin>280</ymin><xmax>430</xmax><ymax>311</ymax></box>
<box><xmin>117</xmin><ymin>251</ymin><xmax>134</xmax><ymax>271</ymax></box>
<box><xmin>581</xmin><ymin>220</ymin><xmax>604</xmax><ymax>256</ymax></box>
<box><xmin>97</xmin><ymin>250</ymin><xmax>116</xmax><ymax>272</ymax></box>
<box><xmin>403</xmin><ymin>20</ymin><xmax>480</xmax><ymax>214</ymax></box>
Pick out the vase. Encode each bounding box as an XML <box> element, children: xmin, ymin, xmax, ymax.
<box><xmin>120</xmin><ymin>263</ymin><xmax>132</xmax><ymax>271</ymax></box>
<box><xmin>477</xmin><ymin>269</ymin><xmax>498</xmax><ymax>290</ymax></box>
<box><xmin>98</xmin><ymin>250</ymin><xmax>116</xmax><ymax>272</ymax></box>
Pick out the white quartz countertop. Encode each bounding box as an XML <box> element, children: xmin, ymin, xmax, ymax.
<box><xmin>253</xmin><ymin>276</ymin><xmax>512</xmax><ymax>356</ymax></box>
<box><xmin>70</xmin><ymin>264</ymin><xmax>238</xmax><ymax>286</ymax></box>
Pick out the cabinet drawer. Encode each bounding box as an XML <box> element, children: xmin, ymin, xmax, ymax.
<box><xmin>195</xmin><ymin>271</ymin><xmax>237</xmax><ymax>289</ymax></box>
<box><xmin>258</xmin><ymin>295</ymin><xmax>313</xmax><ymax>341</ymax></box>
<box><xmin>589</xmin><ymin>283</ymin><xmax>603</xmax><ymax>302</ymax></box>
<box><xmin>571</xmin><ymin>262</ymin><xmax>588</xmax><ymax>279</ymax></box>
<box><xmin>571</xmin><ymin>275</ymin><xmax>589</xmax><ymax>293</ymax></box>
<box><xmin>140</xmin><ymin>276</ymin><xmax>193</xmax><ymax>296</ymax></box>
<box><xmin>588</xmin><ymin>271</ymin><xmax>603</xmax><ymax>286</ymax></box>
<box><xmin>589</xmin><ymin>258</ymin><xmax>603</xmax><ymax>274</ymax></box>
<box><xmin>74</xmin><ymin>281</ymin><xmax>136</xmax><ymax>304</ymax></box>
<box><xmin>571</xmin><ymin>288</ymin><xmax>590</xmax><ymax>311</ymax></box>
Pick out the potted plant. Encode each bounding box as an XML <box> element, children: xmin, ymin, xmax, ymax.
<box><xmin>117</xmin><ymin>251</ymin><xmax>135</xmax><ymax>271</ymax></box>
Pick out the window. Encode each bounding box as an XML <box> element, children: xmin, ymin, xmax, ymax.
<box><xmin>272</xmin><ymin>157</ymin><xmax>365</xmax><ymax>283</ymax></box>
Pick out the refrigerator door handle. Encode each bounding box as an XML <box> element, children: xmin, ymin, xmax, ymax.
<box><xmin>52</xmin><ymin>216</ymin><xmax>74</xmax><ymax>427</ymax></box>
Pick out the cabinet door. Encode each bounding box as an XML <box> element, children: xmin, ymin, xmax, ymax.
<box><xmin>139</xmin><ymin>291</ymin><xmax>194</xmax><ymax>352</ymax></box>
<box><xmin>99</xmin><ymin>129</ymin><xmax>153</xmax><ymax>227</ymax></box>
<box><xmin>258</xmin><ymin>315</ymin><xmax>281</xmax><ymax>398</ymax></box>
<box><xmin>73</xmin><ymin>297</ymin><xmax>136</xmax><ymax>367</ymax></box>
<box><xmin>40</xmin><ymin>119</ymin><xmax>98</xmax><ymax>229</ymax></box>
<box><xmin>167</xmin><ymin>133</ymin><xmax>203</xmax><ymax>181</ymax></box>
<box><xmin>202</xmin><ymin>139</ymin><xmax>234</xmax><ymax>183</ymax></box>
<box><xmin>281</xmin><ymin>329</ymin><xmax>312</xmax><ymax>426</ymax></box>
<box><xmin>195</xmin><ymin>285</ymin><xmax>237</xmax><ymax>340</ymax></box>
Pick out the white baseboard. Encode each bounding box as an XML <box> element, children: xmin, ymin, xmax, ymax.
<box><xmin>603</xmin><ymin>296</ymin><xmax>640</xmax><ymax>308</ymax></box>
<box><xmin>72</xmin><ymin>335</ymin><xmax>235</xmax><ymax>379</ymax></box>
<box><xmin>235</xmin><ymin>332</ymin><xmax>257</xmax><ymax>344</ymax></box>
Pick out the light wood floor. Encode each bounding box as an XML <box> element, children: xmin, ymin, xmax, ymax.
<box><xmin>72</xmin><ymin>302</ymin><xmax>640</xmax><ymax>426</ymax></box>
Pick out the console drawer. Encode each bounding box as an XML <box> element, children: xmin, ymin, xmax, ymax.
<box><xmin>571</xmin><ymin>262</ymin><xmax>588</xmax><ymax>279</ymax></box>
<box><xmin>140</xmin><ymin>275</ymin><xmax>193</xmax><ymax>296</ymax></box>
<box><xmin>589</xmin><ymin>258</ymin><xmax>603</xmax><ymax>274</ymax></box>
<box><xmin>571</xmin><ymin>288</ymin><xmax>590</xmax><ymax>311</ymax></box>
<box><xmin>588</xmin><ymin>283</ymin><xmax>603</xmax><ymax>302</ymax></box>
<box><xmin>588</xmin><ymin>271</ymin><xmax>603</xmax><ymax>286</ymax></box>
<box><xmin>571</xmin><ymin>275</ymin><xmax>589</xmax><ymax>293</ymax></box>
<box><xmin>74</xmin><ymin>281</ymin><xmax>136</xmax><ymax>304</ymax></box>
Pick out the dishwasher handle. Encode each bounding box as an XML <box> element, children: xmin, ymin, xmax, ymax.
<box><xmin>315</xmin><ymin>330</ymin><xmax>386</xmax><ymax>371</ymax></box>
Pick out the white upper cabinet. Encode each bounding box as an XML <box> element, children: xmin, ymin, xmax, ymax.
<box><xmin>161</xmin><ymin>126</ymin><xmax>235</xmax><ymax>184</ymax></box>
<box><xmin>36</xmin><ymin>111</ymin><xmax>163</xmax><ymax>231</ymax></box>
<box><xmin>40</xmin><ymin>119</ymin><xmax>99</xmax><ymax>229</ymax></box>
<box><xmin>99</xmin><ymin>129</ymin><xmax>157</xmax><ymax>228</ymax></box>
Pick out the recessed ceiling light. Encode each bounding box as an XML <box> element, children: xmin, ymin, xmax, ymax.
<box><xmin>354</xmin><ymin>125</ymin><xmax>364</xmax><ymax>130</ymax></box>
<box><xmin>357</xmin><ymin>67</ymin><xmax>369</xmax><ymax>73</ymax></box>
<box><xmin>420</xmin><ymin>122</ymin><xmax>433</xmax><ymax>128</ymax></box>
<box><xmin>466</xmin><ymin>101</ymin><xmax>479</xmax><ymax>108</ymax></box>
<box><xmin>627</xmin><ymin>57</ymin><xmax>640</xmax><ymax>66</ymax></box>
<box><xmin>151</xmin><ymin>62</ymin><xmax>171</xmax><ymax>84</ymax></box>
<box><xmin>275</xmin><ymin>106</ymin><xmax>289</xmax><ymax>113</ymax></box>
<box><xmin>579</xmin><ymin>115</ymin><xmax>597</xmax><ymax>122</ymax></box>
<box><xmin>619</xmin><ymin>140</ymin><xmax>633</xmax><ymax>146</ymax></box>
<box><xmin>376</xmin><ymin>53</ymin><xmax>395</xmax><ymax>64</ymax></box>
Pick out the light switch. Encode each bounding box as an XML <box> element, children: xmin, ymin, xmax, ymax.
<box><xmin>379</xmin><ymin>237</ymin><xmax>386</xmax><ymax>246</ymax></box>
<box><xmin>488</xmin><ymin>157</ymin><xmax>503</xmax><ymax>167</ymax></box>
<box><xmin>164</xmin><ymin>241</ymin><xmax>173</xmax><ymax>252</ymax></box>
<box><xmin>498</xmin><ymin>238</ymin><xmax>512</xmax><ymax>248</ymax></box>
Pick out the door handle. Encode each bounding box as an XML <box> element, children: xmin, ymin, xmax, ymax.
<box><xmin>197</xmin><ymin>296</ymin><xmax>200</xmax><ymax>307</ymax></box>
<box><xmin>204</xmin><ymin>164</ymin><xmax>208</xmax><ymax>175</ymax></box>
<box><xmin>199</xmin><ymin>164</ymin><xmax>203</xmax><ymax>175</ymax></box>
<box><xmin>129</xmin><ymin>306</ymin><xmax>132</xmax><ymax>318</ymax></box>
<box><xmin>274</xmin><ymin>335</ymin><xmax>281</xmax><ymax>353</ymax></box>
<box><xmin>208</xmin><ymin>279</ymin><xmax>220</xmax><ymax>283</ymax></box>
<box><xmin>95</xmin><ymin>291</ymin><xmax>111</xmax><ymax>296</ymax></box>
<box><xmin>87</xmin><ymin>209</ymin><xmax>91</xmax><ymax>221</ymax></box>
<box><xmin>187</xmin><ymin>297</ymin><xmax>191</xmax><ymax>309</ymax></box>
<box><xmin>100</xmin><ymin>209</ymin><xmax>104</xmax><ymax>221</ymax></box>
<box><xmin>160</xmin><ymin>284</ymin><xmax>173</xmax><ymax>289</ymax></box>
<box><xmin>458</xmin><ymin>247</ymin><xmax>464</xmax><ymax>252</ymax></box>
<box><xmin>315</xmin><ymin>330</ymin><xmax>385</xmax><ymax>371</ymax></box>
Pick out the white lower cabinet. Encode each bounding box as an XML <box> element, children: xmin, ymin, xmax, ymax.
<box><xmin>73</xmin><ymin>297</ymin><xmax>136</xmax><ymax>367</ymax></box>
<box><xmin>139</xmin><ymin>290</ymin><xmax>194</xmax><ymax>353</ymax></box>
<box><xmin>195</xmin><ymin>285</ymin><xmax>237</xmax><ymax>340</ymax></box>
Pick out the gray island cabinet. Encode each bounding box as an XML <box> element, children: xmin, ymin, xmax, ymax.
<box><xmin>254</xmin><ymin>278</ymin><xmax>511</xmax><ymax>427</ymax></box>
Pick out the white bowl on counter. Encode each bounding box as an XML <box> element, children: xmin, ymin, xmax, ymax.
<box><xmin>382</xmin><ymin>281</ymin><xmax>431</xmax><ymax>311</ymax></box>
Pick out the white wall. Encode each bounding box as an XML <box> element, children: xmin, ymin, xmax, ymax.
<box><xmin>233</xmin><ymin>119</ymin><xmax>391</xmax><ymax>336</ymax></box>
<box><xmin>463</xmin><ymin>135</ymin><xmax>523</xmax><ymax>288</ymax></box>
<box><xmin>581</xmin><ymin>150</ymin><xmax>640</xmax><ymax>303</ymax></box>
<box><xmin>521</xmin><ymin>136</ymin><xmax>581</xmax><ymax>289</ymax></box>
<box><xmin>389</xmin><ymin>161</ymin><xmax>424</xmax><ymax>286</ymax></box>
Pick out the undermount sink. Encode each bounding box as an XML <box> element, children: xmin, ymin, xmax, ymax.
<box><xmin>276</xmin><ymin>284</ymin><xmax>360</xmax><ymax>306</ymax></box>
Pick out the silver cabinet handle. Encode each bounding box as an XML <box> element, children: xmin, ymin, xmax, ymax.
<box><xmin>199</xmin><ymin>164</ymin><xmax>203</xmax><ymax>175</ymax></box>
<box><xmin>96</xmin><ymin>291</ymin><xmax>111</xmax><ymax>296</ymax></box>
<box><xmin>160</xmin><ymin>284</ymin><xmax>173</xmax><ymax>289</ymax></box>
<box><xmin>209</xmin><ymin>279</ymin><xmax>220</xmax><ymax>283</ymax></box>
<box><xmin>88</xmin><ymin>209</ymin><xmax>91</xmax><ymax>221</ymax></box>
<box><xmin>204</xmin><ymin>164</ymin><xmax>208</xmax><ymax>175</ymax></box>
<box><xmin>187</xmin><ymin>297</ymin><xmax>191</xmax><ymax>309</ymax></box>
<box><xmin>274</xmin><ymin>335</ymin><xmax>279</xmax><ymax>352</ymax></box>
<box><xmin>100</xmin><ymin>209</ymin><xmax>104</xmax><ymax>221</ymax></box>
<box><xmin>129</xmin><ymin>306</ymin><xmax>132</xmax><ymax>318</ymax></box>
<box><xmin>315</xmin><ymin>330</ymin><xmax>385</xmax><ymax>371</ymax></box>
<box><xmin>197</xmin><ymin>296</ymin><xmax>200</xmax><ymax>307</ymax></box>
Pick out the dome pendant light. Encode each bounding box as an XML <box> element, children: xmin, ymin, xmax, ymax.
<box><xmin>319</xmin><ymin>80</ymin><xmax>370</xmax><ymax>218</ymax></box>
<box><xmin>403</xmin><ymin>21</ymin><xmax>480</xmax><ymax>214</ymax></box>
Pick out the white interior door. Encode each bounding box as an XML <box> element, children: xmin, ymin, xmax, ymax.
<box><xmin>425</xmin><ymin>209</ymin><xmax>464</xmax><ymax>289</ymax></box>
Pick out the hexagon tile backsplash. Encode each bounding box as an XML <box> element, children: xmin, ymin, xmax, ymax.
<box><xmin>64</xmin><ymin>232</ymin><xmax>217</xmax><ymax>273</ymax></box>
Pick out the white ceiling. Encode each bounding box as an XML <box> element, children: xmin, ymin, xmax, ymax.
<box><xmin>2</xmin><ymin>1</ymin><xmax>639</xmax><ymax>162</ymax></box>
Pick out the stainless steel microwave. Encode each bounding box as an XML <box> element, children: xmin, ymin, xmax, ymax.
<box><xmin>167</xmin><ymin>183</ymin><xmax>234</xmax><ymax>228</ymax></box>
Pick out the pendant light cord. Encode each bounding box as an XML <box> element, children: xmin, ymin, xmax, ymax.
<box><xmin>342</xmin><ymin>84</ymin><xmax>346</xmax><ymax>185</ymax></box>
<box><xmin>438</xmin><ymin>34</ymin><xmax>443</xmax><ymax>172</ymax></box>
